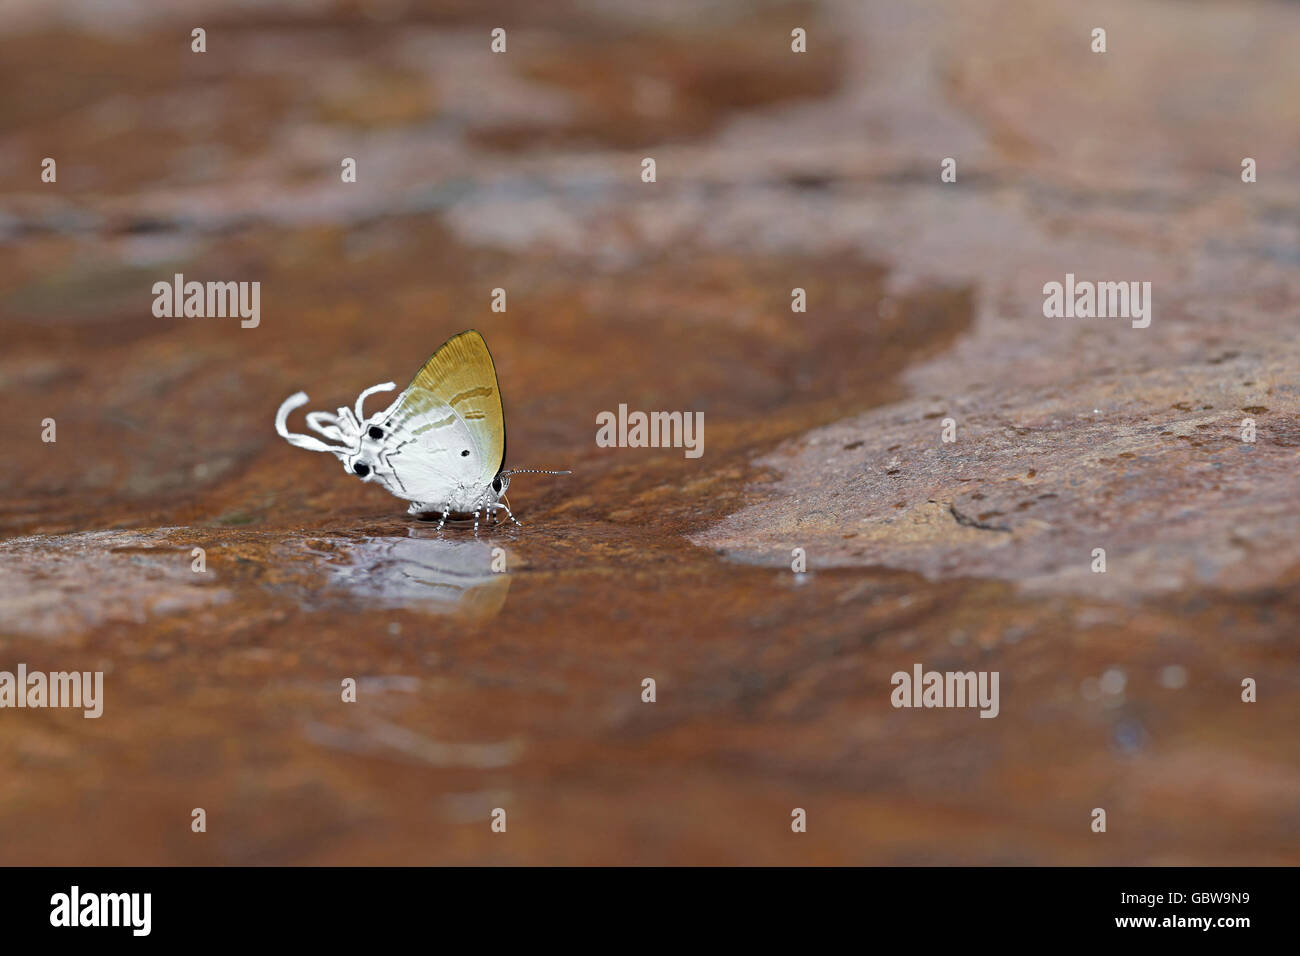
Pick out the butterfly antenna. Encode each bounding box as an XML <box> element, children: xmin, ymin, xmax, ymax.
<box><xmin>500</xmin><ymin>468</ymin><xmax>572</xmax><ymax>478</ymax></box>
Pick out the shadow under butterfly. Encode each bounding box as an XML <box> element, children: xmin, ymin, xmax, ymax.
<box><xmin>275</xmin><ymin>329</ymin><xmax>570</xmax><ymax>532</ymax></box>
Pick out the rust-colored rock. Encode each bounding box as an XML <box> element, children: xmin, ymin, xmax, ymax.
<box><xmin>0</xmin><ymin>0</ymin><xmax>1297</xmax><ymax>865</ymax></box>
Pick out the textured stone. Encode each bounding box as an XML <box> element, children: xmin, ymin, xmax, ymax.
<box><xmin>0</xmin><ymin>0</ymin><xmax>1296</xmax><ymax>866</ymax></box>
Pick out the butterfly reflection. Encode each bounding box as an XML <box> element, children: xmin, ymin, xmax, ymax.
<box><xmin>297</xmin><ymin>534</ymin><xmax>510</xmax><ymax>623</ymax></box>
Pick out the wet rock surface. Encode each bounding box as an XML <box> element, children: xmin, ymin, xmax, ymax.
<box><xmin>698</xmin><ymin>357</ymin><xmax>1300</xmax><ymax>601</ymax></box>
<box><xmin>0</xmin><ymin>0</ymin><xmax>1297</xmax><ymax>864</ymax></box>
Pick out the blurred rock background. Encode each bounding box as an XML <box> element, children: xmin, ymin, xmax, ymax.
<box><xmin>0</xmin><ymin>0</ymin><xmax>1297</xmax><ymax>863</ymax></box>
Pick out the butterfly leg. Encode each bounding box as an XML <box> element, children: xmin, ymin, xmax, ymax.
<box><xmin>494</xmin><ymin>500</ymin><xmax>523</xmax><ymax>528</ymax></box>
<box><xmin>473</xmin><ymin>507</ymin><xmax>482</xmax><ymax>535</ymax></box>
<box><xmin>436</xmin><ymin>505</ymin><xmax>451</xmax><ymax>531</ymax></box>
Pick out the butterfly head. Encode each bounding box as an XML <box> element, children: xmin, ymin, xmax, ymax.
<box><xmin>464</xmin><ymin>468</ymin><xmax>569</xmax><ymax>527</ymax></box>
<box><xmin>495</xmin><ymin>468</ymin><xmax>571</xmax><ymax>496</ymax></box>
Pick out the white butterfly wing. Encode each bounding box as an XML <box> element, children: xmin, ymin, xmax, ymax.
<box><xmin>372</xmin><ymin>331</ymin><xmax>507</xmax><ymax>508</ymax></box>
<box><xmin>381</xmin><ymin>400</ymin><xmax>491</xmax><ymax>502</ymax></box>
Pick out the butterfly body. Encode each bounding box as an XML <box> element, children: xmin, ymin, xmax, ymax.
<box><xmin>276</xmin><ymin>330</ymin><xmax>566</xmax><ymax>530</ymax></box>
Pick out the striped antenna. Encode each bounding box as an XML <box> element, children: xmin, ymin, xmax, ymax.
<box><xmin>500</xmin><ymin>468</ymin><xmax>572</xmax><ymax>478</ymax></box>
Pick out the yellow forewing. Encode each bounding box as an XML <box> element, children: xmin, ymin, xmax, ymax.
<box><xmin>398</xmin><ymin>330</ymin><xmax>506</xmax><ymax>478</ymax></box>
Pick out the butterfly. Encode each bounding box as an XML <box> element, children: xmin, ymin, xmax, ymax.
<box><xmin>275</xmin><ymin>330</ymin><xmax>569</xmax><ymax>531</ymax></box>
